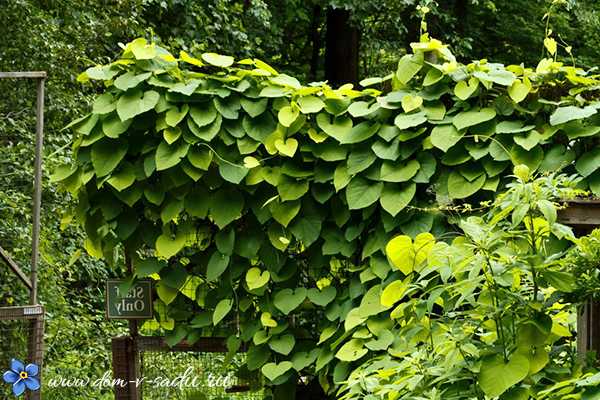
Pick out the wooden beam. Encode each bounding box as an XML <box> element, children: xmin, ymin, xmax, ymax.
<box><xmin>0</xmin><ymin>71</ymin><xmax>46</xmax><ymax>79</ymax></box>
<box><xmin>558</xmin><ymin>200</ymin><xmax>600</xmax><ymax>230</ymax></box>
<box><xmin>0</xmin><ymin>245</ymin><xmax>32</xmax><ymax>290</ymax></box>
<box><xmin>0</xmin><ymin>305</ymin><xmax>43</xmax><ymax>320</ymax></box>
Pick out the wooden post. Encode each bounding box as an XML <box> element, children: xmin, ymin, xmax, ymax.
<box><xmin>558</xmin><ymin>200</ymin><xmax>600</xmax><ymax>362</ymax></box>
<box><xmin>112</xmin><ymin>337</ymin><xmax>140</xmax><ymax>400</ymax></box>
<box><xmin>578</xmin><ymin>301</ymin><xmax>600</xmax><ymax>360</ymax></box>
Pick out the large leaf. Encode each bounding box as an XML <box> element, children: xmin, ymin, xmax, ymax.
<box><xmin>575</xmin><ymin>148</ymin><xmax>600</xmax><ymax>177</ymax></box>
<box><xmin>385</xmin><ymin>235</ymin><xmax>415</xmax><ymax>275</ymax></box>
<box><xmin>345</xmin><ymin>177</ymin><xmax>383</xmax><ymax>210</ymax></box>
<box><xmin>380</xmin><ymin>279</ymin><xmax>409</xmax><ymax>307</ymax></box>
<box><xmin>431</xmin><ymin>124</ymin><xmax>463</xmax><ymax>152</ymax></box>
<box><xmin>550</xmin><ymin>105</ymin><xmax>597</xmax><ymax>126</ymax></box>
<box><xmin>189</xmin><ymin>102</ymin><xmax>218</xmax><ymax>127</ymax></box>
<box><xmin>243</xmin><ymin>113</ymin><xmax>277</xmax><ymax>142</ymax></box>
<box><xmin>479</xmin><ymin>354</ymin><xmax>529</xmax><ymax>398</ymax></box>
<box><xmin>335</xmin><ymin>339</ymin><xmax>367</xmax><ymax>362</ymax></box>
<box><xmin>268</xmin><ymin>334</ymin><xmax>295</xmax><ymax>355</ymax></box>
<box><xmin>453</xmin><ymin>108</ymin><xmax>496</xmax><ymax>131</ymax></box>
<box><xmin>380</xmin><ymin>183</ymin><xmax>416</xmax><ymax>216</ymax></box>
<box><xmin>209</xmin><ymin>189</ymin><xmax>244</xmax><ymax>228</ymax></box>
<box><xmin>394</xmin><ymin>111</ymin><xmax>427</xmax><ymax>130</ymax></box>
<box><xmin>246</xmin><ymin>268</ymin><xmax>270</xmax><ymax>290</ymax></box>
<box><xmin>380</xmin><ymin>160</ymin><xmax>420</xmax><ymax>183</ymax></box>
<box><xmin>102</xmin><ymin>113</ymin><xmax>132</xmax><ymax>138</ymax></box>
<box><xmin>155</xmin><ymin>230</ymin><xmax>187</xmax><ymax>259</ymax></box>
<box><xmin>447</xmin><ymin>171</ymin><xmax>486</xmax><ymax>199</ymax></box>
<box><xmin>213</xmin><ymin>299</ymin><xmax>233</xmax><ymax>325</ymax></box>
<box><xmin>202</xmin><ymin>53</ymin><xmax>234</xmax><ymax>67</ymax></box>
<box><xmin>273</xmin><ymin>288</ymin><xmax>307</xmax><ymax>314</ymax></box>
<box><xmin>337</xmin><ymin>121</ymin><xmax>380</xmax><ymax>144</ymax></box>
<box><xmin>206</xmin><ymin>251</ymin><xmax>230</xmax><ymax>281</ymax></box>
<box><xmin>307</xmin><ymin>286</ymin><xmax>336</xmax><ymax>307</ymax></box>
<box><xmin>91</xmin><ymin>140</ymin><xmax>128</xmax><ymax>177</ymax></box>
<box><xmin>261</xmin><ymin>362</ymin><xmax>293</xmax><ymax>381</ymax></box>
<box><xmin>116</xmin><ymin>90</ymin><xmax>160</xmax><ymax>121</ymax></box>
<box><xmin>114</xmin><ymin>71</ymin><xmax>152</xmax><ymax>91</ymax></box>
<box><xmin>396</xmin><ymin>54</ymin><xmax>423</xmax><ymax>84</ymax></box>
<box><xmin>155</xmin><ymin>141</ymin><xmax>189</xmax><ymax>171</ymax></box>
<box><xmin>316</xmin><ymin>113</ymin><xmax>353</xmax><ymax>141</ymax></box>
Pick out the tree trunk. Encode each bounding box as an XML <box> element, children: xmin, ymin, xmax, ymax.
<box><xmin>324</xmin><ymin>8</ymin><xmax>360</xmax><ymax>87</ymax></box>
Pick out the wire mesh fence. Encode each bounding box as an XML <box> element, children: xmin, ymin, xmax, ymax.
<box><xmin>140</xmin><ymin>349</ymin><xmax>264</xmax><ymax>400</ymax></box>
<box><xmin>0</xmin><ymin>307</ymin><xmax>44</xmax><ymax>400</ymax></box>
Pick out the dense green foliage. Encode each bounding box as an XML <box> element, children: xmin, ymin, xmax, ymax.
<box><xmin>340</xmin><ymin>171</ymin><xmax>600</xmax><ymax>399</ymax></box>
<box><xmin>3</xmin><ymin>1</ymin><xmax>600</xmax><ymax>399</ymax></box>
<box><xmin>58</xmin><ymin>31</ymin><xmax>600</xmax><ymax>397</ymax></box>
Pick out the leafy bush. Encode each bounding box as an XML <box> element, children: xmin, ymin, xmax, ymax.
<box><xmin>339</xmin><ymin>169</ymin><xmax>600</xmax><ymax>399</ymax></box>
<box><xmin>57</xmin><ymin>33</ymin><xmax>600</xmax><ymax>396</ymax></box>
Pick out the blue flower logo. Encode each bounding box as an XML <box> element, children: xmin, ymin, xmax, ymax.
<box><xmin>2</xmin><ymin>359</ymin><xmax>40</xmax><ymax>396</ymax></box>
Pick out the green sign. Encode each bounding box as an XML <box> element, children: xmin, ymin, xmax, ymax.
<box><xmin>106</xmin><ymin>280</ymin><xmax>153</xmax><ymax>319</ymax></box>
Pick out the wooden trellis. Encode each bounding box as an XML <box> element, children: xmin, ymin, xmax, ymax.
<box><xmin>0</xmin><ymin>71</ymin><xmax>46</xmax><ymax>400</ymax></box>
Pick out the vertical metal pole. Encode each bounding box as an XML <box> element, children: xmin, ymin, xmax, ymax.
<box><xmin>30</xmin><ymin>77</ymin><xmax>44</xmax><ymax>305</ymax></box>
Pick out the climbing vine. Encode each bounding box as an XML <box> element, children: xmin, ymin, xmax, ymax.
<box><xmin>55</xmin><ymin>34</ymin><xmax>600</xmax><ymax>394</ymax></box>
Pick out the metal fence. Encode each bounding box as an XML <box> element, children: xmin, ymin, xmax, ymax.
<box><xmin>112</xmin><ymin>336</ymin><xmax>264</xmax><ymax>400</ymax></box>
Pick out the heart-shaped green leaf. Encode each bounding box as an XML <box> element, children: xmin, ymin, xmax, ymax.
<box><xmin>401</xmin><ymin>94</ymin><xmax>423</xmax><ymax>112</ymax></box>
<box><xmin>91</xmin><ymin>140</ymin><xmax>128</xmax><ymax>177</ymax></box>
<box><xmin>307</xmin><ymin>286</ymin><xmax>337</xmax><ymax>306</ymax></box>
<box><xmin>385</xmin><ymin>235</ymin><xmax>415</xmax><ymax>275</ymax></box>
<box><xmin>380</xmin><ymin>279</ymin><xmax>409</xmax><ymax>307</ymax></box>
<box><xmin>431</xmin><ymin>124</ymin><xmax>463</xmax><ymax>152</ymax></box>
<box><xmin>268</xmin><ymin>334</ymin><xmax>295</xmax><ymax>355</ymax></box>
<box><xmin>454</xmin><ymin>77</ymin><xmax>479</xmax><ymax>100</ymax></box>
<box><xmin>380</xmin><ymin>183</ymin><xmax>416</xmax><ymax>216</ymax></box>
<box><xmin>246</xmin><ymin>267</ymin><xmax>270</xmax><ymax>290</ymax></box>
<box><xmin>335</xmin><ymin>339</ymin><xmax>367</xmax><ymax>362</ymax></box>
<box><xmin>166</xmin><ymin>104</ymin><xmax>189</xmax><ymax>127</ymax></box>
<box><xmin>155</xmin><ymin>231</ymin><xmax>186</xmax><ymax>259</ymax></box>
<box><xmin>156</xmin><ymin>281</ymin><xmax>178</xmax><ymax>305</ymax></box>
<box><xmin>274</xmin><ymin>138</ymin><xmax>298</xmax><ymax>157</ymax></box>
<box><xmin>155</xmin><ymin>141</ymin><xmax>189</xmax><ymax>171</ymax></box>
<box><xmin>509</xmin><ymin>79</ymin><xmax>530</xmax><ymax>103</ymax></box>
<box><xmin>316</xmin><ymin>113</ymin><xmax>352</xmax><ymax>140</ymax></box>
<box><xmin>116</xmin><ymin>90</ymin><xmax>160</xmax><ymax>121</ymax></box>
<box><xmin>479</xmin><ymin>354</ymin><xmax>529</xmax><ymax>398</ymax></box>
<box><xmin>273</xmin><ymin>288</ymin><xmax>307</xmax><ymax>314</ymax></box>
<box><xmin>260</xmin><ymin>312</ymin><xmax>277</xmax><ymax>328</ymax></box>
<box><xmin>278</xmin><ymin>106</ymin><xmax>299</xmax><ymax>127</ymax></box>
<box><xmin>298</xmin><ymin>96</ymin><xmax>325</xmax><ymax>114</ymax></box>
<box><xmin>261</xmin><ymin>361</ymin><xmax>293</xmax><ymax>381</ymax></box>
<box><xmin>380</xmin><ymin>159</ymin><xmax>420</xmax><ymax>183</ymax></box>
<box><xmin>447</xmin><ymin>171</ymin><xmax>486</xmax><ymax>199</ymax></box>
<box><xmin>453</xmin><ymin>107</ymin><xmax>496</xmax><ymax>131</ymax></box>
<box><xmin>346</xmin><ymin>177</ymin><xmax>383</xmax><ymax>210</ymax></box>
<box><xmin>291</xmin><ymin>349</ymin><xmax>319</xmax><ymax>371</ymax></box>
<box><xmin>269</xmin><ymin>200</ymin><xmax>301</xmax><ymax>227</ymax></box>
<box><xmin>394</xmin><ymin>111</ymin><xmax>427</xmax><ymax>130</ymax></box>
